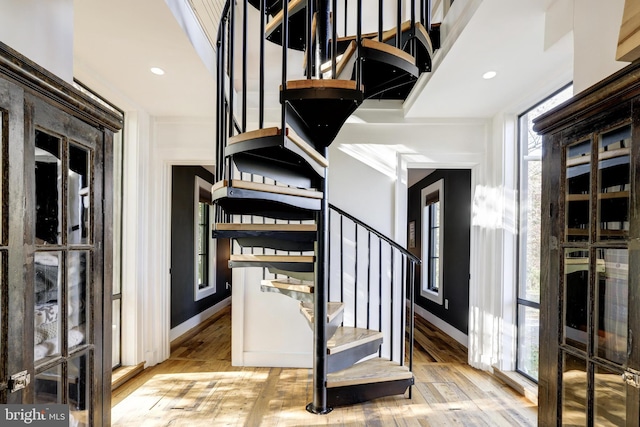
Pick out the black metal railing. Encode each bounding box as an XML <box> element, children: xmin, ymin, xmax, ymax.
<box><xmin>328</xmin><ymin>204</ymin><xmax>420</xmax><ymax>373</ymax></box>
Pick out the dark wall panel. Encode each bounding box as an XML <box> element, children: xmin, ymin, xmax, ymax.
<box><xmin>170</xmin><ymin>166</ymin><xmax>231</xmax><ymax>328</ymax></box>
<box><xmin>408</xmin><ymin>169</ymin><xmax>471</xmax><ymax>334</ymax></box>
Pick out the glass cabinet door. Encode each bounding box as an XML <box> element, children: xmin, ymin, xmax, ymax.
<box><xmin>560</xmin><ymin>124</ymin><xmax>633</xmax><ymax>426</ymax></box>
<box><xmin>31</xmin><ymin>96</ymin><xmax>105</xmax><ymax>427</ymax></box>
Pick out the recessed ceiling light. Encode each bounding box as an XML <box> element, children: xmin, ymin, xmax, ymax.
<box><xmin>150</xmin><ymin>67</ymin><xmax>165</xmax><ymax>76</ymax></box>
<box><xmin>482</xmin><ymin>71</ymin><xmax>497</xmax><ymax>80</ymax></box>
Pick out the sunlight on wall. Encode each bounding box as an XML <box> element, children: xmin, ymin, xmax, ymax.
<box><xmin>337</xmin><ymin>144</ymin><xmax>418</xmax><ymax>179</ymax></box>
<box><xmin>471</xmin><ymin>184</ymin><xmax>517</xmax><ymax>234</ymax></box>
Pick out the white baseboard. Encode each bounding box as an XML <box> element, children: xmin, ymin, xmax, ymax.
<box><xmin>412</xmin><ymin>302</ymin><xmax>469</xmax><ymax>348</ymax></box>
<box><xmin>169</xmin><ymin>297</ymin><xmax>231</xmax><ymax>342</ymax></box>
<box><xmin>238</xmin><ymin>351</ymin><xmax>312</xmax><ymax>368</ymax></box>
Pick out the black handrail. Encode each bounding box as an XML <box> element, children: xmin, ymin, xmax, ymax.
<box><xmin>329</xmin><ymin>203</ymin><xmax>421</xmax><ymax>264</ymax></box>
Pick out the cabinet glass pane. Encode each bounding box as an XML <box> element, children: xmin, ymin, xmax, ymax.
<box><xmin>35</xmin><ymin>251</ymin><xmax>62</xmax><ymax>362</ymax></box>
<box><xmin>69</xmin><ymin>144</ymin><xmax>91</xmax><ymax>245</ymax></box>
<box><xmin>564</xmin><ymin>248</ymin><xmax>589</xmax><ymax>351</ymax></box>
<box><xmin>69</xmin><ymin>354</ymin><xmax>90</xmax><ymax>427</ymax></box>
<box><xmin>594</xmin><ymin>365</ymin><xmax>626</xmax><ymax>426</ymax></box>
<box><xmin>598</xmin><ymin>126</ymin><xmax>631</xmax><ymax>241</ymax></box>
<box><xmin>562</xmin><ymin>352</ymin><xmax>587</xmax><ymax>426</ymax></box>
<box><xmin>35</xmin><ymin>130</ymin><xmax>62</xmax><ymax>245</ymax></box>
<box><xmin>68</xmin><ymin>251</ymin><xmax>89</xmax><ymax>349</ymax></box>
<box><xmin>0</xmin><ymin>110</ymin><xmax>4</xmax><ymax>245</ymax></box>
<box><xmin>566</xmin><ymin>140</ymin><xmax>591</xmax><ymax>242</ymax></box>
<box><xmin>595</xmin><ymin>249</ymin><xmax>628</xmax><ymax>364</ymax></box>
<box><xmin>35</xmin><ymin>364</ymin><xmax>62</xmax><ymax>404</ymax></box>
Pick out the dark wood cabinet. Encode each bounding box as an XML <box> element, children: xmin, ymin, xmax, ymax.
<box><xmin>0</xmin><ymin>42</ymin><xmax>121</xmax><ymax>426</ymax></box>
<box><xmin>535</xmin><ymin>62</ymin><xmax>640</xmax><ymax>426</ymax></box>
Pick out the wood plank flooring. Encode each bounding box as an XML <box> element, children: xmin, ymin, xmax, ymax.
<box><xmin>111</xmin><ymin>306</ymin><xmax>537</xmax><ymax>426</ymax></box>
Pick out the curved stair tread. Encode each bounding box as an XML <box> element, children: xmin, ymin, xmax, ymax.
<box><xmin>299</xmin><ymin>301</ymin><xmax>344</xmax><ymax>324</ymax></box>
<box><xmin>215</xmin><ymin>223</ymin><xmax>316</xmax><ymax>232</ymax></box>
<box><xmin>230</xmin><ymin>254</ymin><xmax>314</xmax><ymax>263</ymax></box>
<box><xmin>327</xmin><ymin>358</ymin><xmax>412</xmax><ymax>388</ymax></box>
<box><xmin>212</xmin><ymin>179</ymin><xmax>323</xmax><ymax>199</ymax></box>
<box><xmin>262</xmin><ymin>278</ymin><xmax>314</xmax><ymax>294</ymax></box>
<box><xmin>264</xmin><ymin>0</ymin><xmax>307</xmax><ymax>50</ymax></box>
<box><xmin>265</xmin><ymin>0</ymin><xmax>306</xmax><ymax>36</ymax></box>
<box><xmin>321</xmin><ymin>41</ymin><xmax>357</xmax><ymax>79</ymax></box>
<box><xmin>327</xmin><ymin>327</ymin><xmax>383</xmax><ymax>355</ymax></box>
<box><xmin>361</xmin><ymin>38</ymin><xmax>416</xmax><ymax>66</ymax></box>
<box><xmin>248</xmin><ymin>0</ymin><xmax>282</xmax><ymax>16</ymax></box>
<box><xmin>414</xmin><ymin>22</ymin><xmax>434</xmax><ymax>57</ymax></box>
<box><xmin>229</xmin><ymin>127</ymin><xmax>329</xmax><ymax>169</ymax></box>
<box><xmin>371</xmin><ymin>20</ymin><xmax>414</xmax><ymax>43</ymax></box>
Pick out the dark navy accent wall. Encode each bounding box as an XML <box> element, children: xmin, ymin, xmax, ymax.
<box><xmin>408</xmin><ymin>169</ymin><xmax>471</xmax><ymax>334</ymax></box>
<box><xmin>170</xmin><ymin>166</ymin><xmax>231</xmax><ymax>329</ymax></box>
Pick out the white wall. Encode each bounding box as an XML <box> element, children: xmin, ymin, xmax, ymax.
<box><xmin>573</xmin><ymin>0</ymin><xmax>627</xmax><ymax>93</ymax></box>
<box><xmin>0</xmin><ymin>0</ymin><xmax>74</xmax><ymax>82</ymax></box>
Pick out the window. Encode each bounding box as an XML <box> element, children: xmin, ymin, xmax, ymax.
<box><xmin>421</xmin><ymin>179</ymin><xmax>444</xmax><ymax>304</ymax></box>
<box><xmin>517</xmin><ymin>84</ymin><xmax>573</xmax><ymax>381</ymax></box>
<box><xmin>194</xmin><ymin>176</ymin><xmax>216</xmax><ymax>300</ymax></box>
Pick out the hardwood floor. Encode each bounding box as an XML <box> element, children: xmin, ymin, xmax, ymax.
<box><xmin>111</xmin><ymin>306</ymin><xmax>537</xmax><ymax>426</ymax></box>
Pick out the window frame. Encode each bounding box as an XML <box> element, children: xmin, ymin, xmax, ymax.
<box><xmin>194</xmin><ymin>176</ymin><xmax>216</xmax><ymax>301</ymax></box>
<box><xmin>516</xmin><ymin>83</ymin><xmax>573</xmax><ymax>382</ymax></box>
<box><xmin>420</xmin><ymin>179</ymin><xmax>444</xmax><ymax>304</ymax></box>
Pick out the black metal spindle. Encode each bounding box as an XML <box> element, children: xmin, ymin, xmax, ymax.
<box><xmin>378</xmin><ymin>0</ymin><xmax>383</xmax><ymax>41</ymax></box>
<box><xmin>354</xmin><ymin>223</ymin><xmax>358</xmax><ymax>327</ymax></box>
<box><xmin>340</xmin><ymin>215</ymin><xmax>344</xmax><ymax>303</ymax></box>
<box><xmin>242</xmin><ymin>0</ymin><xmax>248</xmax><ymax>132</ymax></box>
<box><xmin>390</xmin><ymin>249</ymin><xmax>394</xmax><ymax>361</ymax></box>
<box><xmin>396</xmin><ymin>0</ymin><xmax>401</xmax><ymax>49</ymax></box>
<box><xmin>378</xmin><ymin>239</ymin><xmax>382</xmax><ymax>357</ymax></box>
<box><xmin>426</xmin><ymin>0</ymin><xmax>432</xmax><ymax>31</ymax></box>
<box><xmin>306</xmin><ymin>0</ymin><xmax>313</xmax><ymax>78</ymax></box>
<box><xmin>409</xmin><ymin>260</ymin><xmax>416</xmax><ymax>398</ymax></box>
<box><xmin>281</xmin><ymin>0</ymin><xmax>289</xmax><ymax>132</ymax></box>
<box><xmin>400</xmin><ymin>254</ymin><xmax>406</xmax><ymax>366</ymax></box>
<box><xmin>259</xmin><ymin>0</ymin><xmax>266</xmax><ymax>128</ymax></box>
<box><xmin>229</xmin><ymin>0</ymin><xmax>236</xmax><ymax>138</ymax></box>
<box><xmin>331</xmin><ymin>0</ymin><xmax>337</xmax><ymax>79</ymax></box>
<box><xmin>366</xmin><ymin>231</ymin><xmax>371</xmax><ymax>329</ymax></box>
<box><xmin>356</xmin><ymin>0</ymin><xmax>362</xmax><ymax>89</ymax></box>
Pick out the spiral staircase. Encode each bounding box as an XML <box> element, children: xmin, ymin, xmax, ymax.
<box><xmin>211</xmin><ymin>0</ymin><xmax>435</xmax><ymax>414</ymax></box>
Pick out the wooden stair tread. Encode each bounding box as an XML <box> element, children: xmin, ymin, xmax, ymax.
<box><xmin>212</xmin><ymin>179</ymin><xmax>322</xmax><ymax>199</ymax></box>
<box><xmin>372</xmin><ymin>20</ymin><xmax>413</xmax><ymax>43</ymax></box>
<box><xmin>414</xmin><ymin>22</ymin><xmax>434</xmax><ymax>55</ymax></box>
<box><xmin>327</xmin><ymin>327</ymin><xmax>383</xmax><ymax>355</ymax></box>
<box><xmin>299</xmin><ymin>301</ymin><xmax>344</xmax><ymax>323</ymax></box>
<box><xmin>284</xmin><ymin>127</ymin><xmax>329</xmax><ymax>167</ymax></box>
<box><xmin>283</xmin><ymin>79</ymin><xmax>358</xmax><ymax>91</ymax></box>
<box><xmin>265</xmin><ymin>0</ymin><xmax>305</xmax><ymax>35</ymax></box>
<box><xmin>327</xmin><ymin>358</ymin><xmax>412</xmax><ymax>388</ymax></box>
<box><xmin>321</xmin><ymin>40</ymin><xmax>357</xmax><ymax>77</ymax></box>
<box><xmin>262</xmin><ymin>278</ymin><xmax>314</xmax><ymax>294</ymax></box>
<box><xmin>230</xmin><ymin>254</ymin><xmax>314</xmax><ymax>263</ymax></box>
<box><xmin>361</xmin><ymin>38</ymin><xmax>416</xmax><ymax>65</ymax></box>
<box><xmin>214</xmin><ymin>223</ymin><xmax>316</xmax><ymax>232</ymax></box>
<box><xmin>228</xmin><ymin>127</ymin><xmax>329</xmax><ymax>168</ymax></box>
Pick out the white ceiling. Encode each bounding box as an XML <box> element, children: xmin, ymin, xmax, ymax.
<box><xmin>73</xmin><ymin>0</ymin><xmax>572</xmax><ymax>119</ymax></box>
<box><xmin>73</xmin><ymin>0</ymin><xmax>216</xmax><ymax>117</ymax></box>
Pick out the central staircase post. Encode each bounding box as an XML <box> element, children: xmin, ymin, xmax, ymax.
<box><xmin>307</xmin><ymin>146</ymin><xmax>331</xmax><ymax>414</ymax></box>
